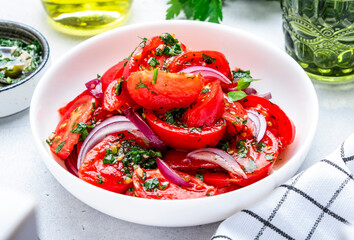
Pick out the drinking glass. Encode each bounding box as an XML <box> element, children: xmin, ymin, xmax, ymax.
<box><xmin>281</xmin><ymin>0</ymin><xmax>354</xmax><ymax>83</ymax></box>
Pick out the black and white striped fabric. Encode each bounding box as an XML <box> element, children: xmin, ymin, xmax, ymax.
<box><xmin>213</xmin><ymin>133</ymin><xmax>354</xmax><ymax>240</ymax></box>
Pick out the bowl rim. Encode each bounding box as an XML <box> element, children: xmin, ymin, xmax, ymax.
<box><xmin>30</xmin><ymin>20</ymin><xmax>318</xmax><ymax>207</ymax></box>
<box><xmin>0</xmin><ymin>19</ymin><xmax>50</xmax><ymax>93</ymax></box>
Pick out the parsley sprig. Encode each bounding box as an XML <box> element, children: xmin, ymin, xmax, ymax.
<box><xmin>166</xmin><ymin>0</ymin><xmax>223</xmax><ymax>23</ymax></box>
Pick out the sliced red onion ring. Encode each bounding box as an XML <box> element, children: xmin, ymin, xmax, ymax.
<box><xmin>77</xmin><ymin>116</ymin><xmax>137</xmax><ymax>169</ymax></box>
<box><xmin>178</xmin><ymin>66</ymin><xmax>232</xmax><ymax>85</ymax></box>
<box><xmin>244</xmin><ymin>87</ymin><xmax>257</xmax><ymax>95</ymax></box>
<box><xmin>246</xmin><ymin>109</ymin><xmax>267</xmax><ymax>143</ymax></box>
<box><xmin>186</xmin><ymin>148</ymin><xmax>247</xmax><ymax>179</ymax></box>
<box><xmin>124</xmin><ymin>108</ymin><xmax>166</xmax><ymax>152</ymax></box>
<box><xmin>257</xmin><ymin>92</ymin><xmax>272</xmax><ymax>100</ymax></box>
<box><xmin>85</xmin><ymin>78</ymin><xmax>103</xmax><ymax>99</ymax></box>
<box><xmin>156</xmin><ymin>157</ymin><xmax>192</xmax><ymax>187</ymax></box>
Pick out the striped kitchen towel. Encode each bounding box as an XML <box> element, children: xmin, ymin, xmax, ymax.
<box><xmin>213</xmin><ymin>133</ymin><xmax>354</xmax><ymax>240</ymax></box>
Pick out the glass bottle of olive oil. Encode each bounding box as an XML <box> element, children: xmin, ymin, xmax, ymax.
<box><xmin>41</xmin><ymin>0</ymin><xmax>132</xmax><ymax>36</ymax></box>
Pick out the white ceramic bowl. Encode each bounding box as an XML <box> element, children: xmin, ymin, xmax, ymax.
<box><xmin>30</xmin><ymin>21</ymin><xmax>318</xmax><ymax>227</ymax></box>
<box><xmin>0</xmin><ymin>20</ymin><xmax>50</xmax><ymax>117</ymax></box>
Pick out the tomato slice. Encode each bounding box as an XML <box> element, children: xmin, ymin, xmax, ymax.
<box><xmin>132</xmin><ymin>168</ymin><xmax>217</xmax><ymax>199</ymax></box>
<box><xmin>101</xmin><ymin>60</ymin><xmax>126</xmax><ymax>92</ymax></box>
<box><xmin>228</xmin><ymin>130</ymin><xmax>279</xmax><ymax>186</ymax></box>
<box><xmin>50</xmin><ymin>95</ymin><xmax>97</xmax><ymax>159</ymax></box>
<box><xmin>240</xmin><ymin>95</ymin><xmax>296</xmax><ymax>151</ymax></box>
<box><xmin>123</xmin><ymin>34</ymin><xmax>187</xmax><ymax>79</ymax></box>
<box><xmin>78</xmin><ymin>131</ymin><xmax>154</xmax><ymax>194</ymax></box>
<box><xmin>103</xmin><ymin>78</ymin><xmax>138</xmax><ymax>112</ymax></box>
<box><xmin>58</xmin><ymin>90</ymin><xmax>90</xmax><ymax>116</ymax></box>
<box><xmin>222</xmin><ymin>94</ymin><xmax>248</xmax><ymax>136</ymax></box>
<box><xmin>127</xmin><ymin>70</ymin><xmax>204</xmax><ymax>111</ymax></box>
<box><xmin>144</xmin><ymin>109</ymin><xmax>227</xmax><ymax>150</ymax></box>
<box><xmin>184</xmin><ymin>80</ymin><xmax>224</xmax><ymax>127</ymax></box>
<box><xmin>163</xmin><ymin>149</ymin><xmax>219</xmax><ymax>170</ymax></box>
<box><xmin>167</xmin><ymin>50</ymin><xmax>232</xmax><ymax>79</ymax></box>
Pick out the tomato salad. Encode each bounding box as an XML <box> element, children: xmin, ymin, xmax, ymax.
<box><xmin>47</xmin><ymin>33</ymin><xmax>295</xmax><ymax>200</ymax></box>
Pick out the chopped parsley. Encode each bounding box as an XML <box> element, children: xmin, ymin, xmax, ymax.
<box><xmin>135</xmin><ymin>81</ymin><xmax>147</xmax><ymax>89</ymax></box>
<box><xmin>202</xmin><ymin>53</ymin><xmax>216</xmax><ymax>64</ymax></box>
<box><xmin>152</xmin><ymin>68</ymin><xmax>158</xmax><ymax>84</ymax></box>
<box><xmin>71</xmin><ymin>122</ymin><xmax>95</xmax><ymax>142</ymax></box>
<box><xmin>164</xmin><ymin>107</ymin><xmax>188</xmax><ymax>126</ymax></box>
<box><xmin>244</xmin><ymin>159</ymin><xmax>257</xmax><ymax>173</ymax></box>
<box><xmin>148</xmin><ymin>57</ymin><xmax>159</xmax><ymax>67</ymax></box>
<box><xmin>163</xmin><ymin>43</ymin><xmax>182</xmax><ymax>56</ymax></box>
<box><xmin>265</xmin><ymin>153</ymin><xmax>275</xmax><ymax>163</ymax></box>
<box><xmin>143</xmin><ymin>177</ymin><xmax>160</xmax><ymax>191</ymax></box>
<box><xmin>96</xmin><ymin>174</ymin><xmax>104</xmax><ymax>185</ymax></box>
<box><xmin>115</xmin><ymin>78</ymin><xmax>124</xmax><ymax>96</ymax></box>
<box><xmin>55</xmin><ymin>141</ymin><xmax>66</xmax><ymax>153</ymax></box>
<box><xmin>195</xmin><ymin>173</ymin><xmax>204</xmax><ymax>182</ymax></box>
<box><xmin>236</xmin><ymin>140</ymin><xmax>248</xmax><ymax>158</ymax></box>
<box><xmin>159</xmin><ymin>33</ymin><xmax>178</xmax><ymax>46</ymax></box>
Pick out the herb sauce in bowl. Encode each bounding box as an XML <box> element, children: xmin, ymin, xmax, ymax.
<box><xmin>0</xmin><ymin>38</ymin><xmax>42</xmax><ymax>87</ymax></box>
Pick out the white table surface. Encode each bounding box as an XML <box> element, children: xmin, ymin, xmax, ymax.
<box><xmin>1</xmin><ymin>0</ymin><xmax>354</xmax><ymax>239</ymax></box>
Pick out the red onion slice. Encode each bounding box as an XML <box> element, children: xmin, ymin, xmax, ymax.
<box><xmin>124</xmin><ymin>108</ymin><xmax>166</xmax><ymax>152</ymax></box>
<box><xmin>156</xmin><ymin>157</ymin><xmax>192</xmax><ymax>187</ymax></box>
<box><xmin>186</xmin><ymin>148</ymin><xmax>247</xmax><ymax>179</ymax></box>
<box><xmin>258</xmin><ymin>92</ymin><xmax>272</xmax><ymax>100</ymax></box>
<box><xmin>77</xmin><ymin>116</ymin><xmax>137</xmax><ymax>169</ymax></box>
<box><xmin>246</xmin><ymin>109</ymin><xmax>267</xmax><ymax>143</ymax></box>
<box><xmin>178</xmin><ymin>66</ymin><xmax>232</xmax><ymax>85</ymax></box>
<box><xmin>85</xmin><ymin>78</ymin><xmax>103</xmax><ymax>99</ymax></box>
<box><xmin>65</xmin><ymin>152</ymin><xmax>78</xmax><ymax>177</ymax></box>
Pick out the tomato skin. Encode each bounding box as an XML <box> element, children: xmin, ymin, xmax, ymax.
<box><xmin>240</xmin><ymin>95</ymin><xmax>296</xmax><ymax>151</ymax></box>
<box><xmin>144</xmin><ymin>109</ymin><xmax>227</xmax><ymax>150</ymax></box>
<box><xmin>103</xmin><ymin>78</ymin><xmax>138</xmax><ymax>112</ymax></box>
<box><xmin>164</xmin><ymin>150</ymin><xmax>219</xmax><ymax>170</ymax></box>
<box><xmin>78</xmin><ymin>134</ymin><xmax>134</xmax><ymax>194</ymax></box>
<box><xmin>168</xmin><ymin>50</ymin><xmax>232</xmax><ymax>79</ymax></box>
<box><xmin>51</xmin><ymin>95</ymin><xmax>97</xmax><ymax>160</ymax></box>
<box><xmin>127</xmin><ymin>70</ymin><xmax>204</xmax><ymax>111</ymax></box>
<box><xmin>229</xmin><ymin>130</ymin><xmax>279</xmax><ymax>186</ymax></box>
<box><xmin>123</xmin><ymin>35</ymin><xmax>187</xmax><ymax>79</ymax></box>
<box><xmin>222</xmin><ymin>94</ymin><xmax>248</xmax><ymax>136</ymax></box>
<box><xmin>184</xmin><ymin>80</ymin><xmax>224</xmax><ymax>127</ymax></box>
<box><xmin>58</xmin><ymin>90</ymin><xmax>91</xmax><ymax>116</ymax></box>
<box><xmin>132</xmin><ymin>168</ymin><xmax>217</xmax><ymax>199</ymax></box>
<box><xmin>101</xmin><ymin>60</ymin><xmax>126</xmax><ymax>92</ymax></box>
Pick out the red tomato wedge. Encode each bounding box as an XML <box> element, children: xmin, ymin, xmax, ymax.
<box><xmin>78</xmin><ymin>133</ymin><xmax>136</xmax><ymax>193</ymax></box>
<box><xmin>50</xmin><ymin>94</ymin><xmax>97</xmax><ymax>159</ymax></box>
<box><xmin>228</xmin><ymin>130</ymin><xmax>279</xmax><ymax>186</ymax></box>
<box><xmin>123</xmin><ymin>34</ymin><xmax>187</xmax><ymax>79</ymax></box>
<box><xmin>167</xmin><ymin>50</ymin><xmax>232</xmax><ymax>79</ymax></box>
<box><xmin>222</xmin><ymin>94</ymin><xmax>248</xmax><ymax>136</ymax></box>
<box><xmin>103</xmin><ymin>78</ymin><xmax>137</xmax><ymax>112</ymax></box>
<box><xmin>163</xmin><ymin>150</ymin><xmax>219</xmax><ymax>170</ymax></box>
<box><xmin>184</xmin><ymin>80</ymin><xmax>224</xmax><ymax>127</ymax></box>
<box><xmin>127</xmin><ymin>70</ymin><xmax>204</xmax><ymax>111</ymax></box>
<box><xmin>240</xmin><ymin>95</ymin><xmax>296</xmax><ymax>151</ymax></box>
<box><xmin>144</xmin><ymin>109</ymin><xmax>226</xmax><ymax>150</ymax></box>
<box><xmin>132</xmin><ymin>168</ymin><xmax>217</xmax><ymax>199</ymax></box>
<box><xmin>101</xmin><ymin>60</ymin><xmax>126</xmax><ymax>92</ymax></box>
<box><xmin>58</xmin><ymin>90</ymin><xmax>90</xmax><ymax>116</ymax></box>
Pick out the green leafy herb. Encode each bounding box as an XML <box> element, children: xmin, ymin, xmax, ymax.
<box><xmin>202</xmin><ymin>53</ymin><xmax>216</xmax><ymax>64</ymax></box>
<box><xmin>143</xmin><ymin>177</ymin><xmax>160</xmax><ymax>191</ymax></box>
<box><xmin>265</xmin><ymin>153</ymin><xmax>275</xmax><ymax>163</ymax></box>
<box><xmin>166</xmin><ymin>0</ymin><xmax>223</xmax><ymax>23</ymax></box>
<box><xmin>257</xmin><ymin>142</ymin><xmax>266</xmax><ymax>152</ymax></box>
<box><xmin>152</xmin><ymin>68</ymin><xmax>158</xmax><ymax>84</ymax></box>
<box><xmin>163</xmin><ymin>43</ymin><xmax>182</xmax><ymax>56</ymax></box>
<box><xmin>102</xmin><ymin>148</ymin><xmax>118</xmax><ymax>164</ymax></box>
<box><xmin>71</xmin><ymin>122</ymin><xmax>95</xmax><ymax>142</ymax></box>
<box><xmin>159</xmin><ymin>33</ymin><xmax>178</xmax><ymax>46</ymax></box>
<box><xmin>236</xmin><ymin>140</ymin><xmax>248</xmax><ymax>158</ymax></box>
<box><xmin>97</xmin><ymin>74</ymin><xmax>101</xmax><ymax>79</ymax></box>
<box><xmin>148</xmin><ymin>57</ymin><xmax>160</xmax><ymax>67</ymax></box>
<box><xmin>55</xmin><ymin>141</ymin><xmax>66</xmax><ymax>153</ymax></box>
<box><xmin>135</xmin><ymin>81</ymin><xmax>147</xmax><ymax>89</ymax></box>
<box><xmin>96</xmin><ymin>174</ymin><xmax>104</xmax><ymax>185</ymax></box>
<box><xmin>195</xmin><ymin>173</ymin><xmax>204</xmax><ymax>181</ymax></box>
<box><xmin>227</xmin><ymin>90</ymin><xmax>247</xmax><ymax>102</ymax></box>
<box><xmin>237</xmin><ymin>77</ymin><xmax>259</xmax><ymax>90</ymax></box>
<box><xmin>115</xmin><ymin>78</ymin><xmax>124</xmax><ymax>96</ymax></box>
<box><xmin>164</xmin><ymin>108</ymin><xmax>188</xmax><ymax>126</ymax></box>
